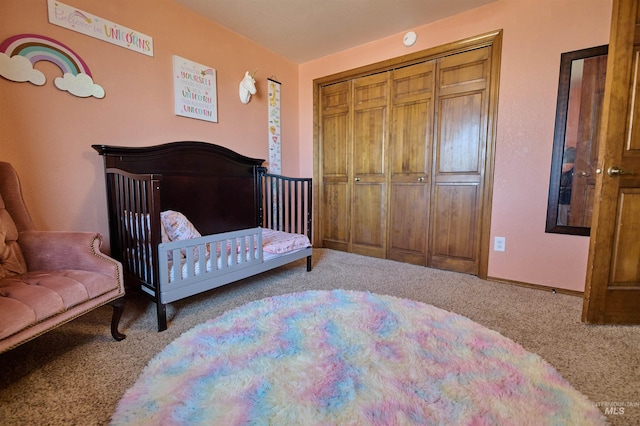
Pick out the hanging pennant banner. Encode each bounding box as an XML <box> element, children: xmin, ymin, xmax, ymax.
<box><xmin>268</xmin><ymin>78</ymin><xmax>282</xmax><ymax>226</ymax></box>
<box><xmin>47</xmin><ymin>0</ymin><xmax>153</xmax><ymax>57</ymax></box>
<box><xmin>268</xmin><ymin>78</ymin><xmax>282</xmax><ymax>174</ymax></box>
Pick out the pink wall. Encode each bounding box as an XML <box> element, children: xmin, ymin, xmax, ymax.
<box><xmin>298</xmin><ymin>0</ymin><xmax>613</xmax><ymax>291</ymax></box>
<box><xmin>0</xmin><ymin>0</ymin><xmax>298</xmax><ymax>248</ymax></box>
<box><xmin>1</xmin><ymin>0</ymin><xmax>614</xmax><ymax>292</ymax></box>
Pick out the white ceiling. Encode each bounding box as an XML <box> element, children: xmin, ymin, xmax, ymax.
<box><xmin>173</xmin><ymin>0</ymin><xmax>497</xmax><ymax>63</ymax></box>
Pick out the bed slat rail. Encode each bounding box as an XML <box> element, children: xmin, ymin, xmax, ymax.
<box><xmin>157</xmin><ymin>228</ymin><xmax>263</xmax><ymax>303</ymax></box>
<box><xmin>260</xmin><ymin>173</ymin><xmax>312</xmax><ymax>240</ymax></box>
<box><xmin>105</xmin><ymin>168</ymin><xmax>162</xmax><ymax>295</ymax></box>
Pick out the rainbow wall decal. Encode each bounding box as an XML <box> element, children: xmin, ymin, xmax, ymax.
<box><xmin>0</xmin><ymin>33</ymin><xmax>104</xmax><ymax>98</ymax></box>
<box><xmin>0</xmin><ymin>33</ymin><xmax>92</xmax><ymax>76</ymax></box>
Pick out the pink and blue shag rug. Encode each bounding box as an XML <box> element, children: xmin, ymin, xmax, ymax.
<box><xmin>111</xmin><ymin>290</ymin><xmax>606</xmax><ymax>425</ymax></box>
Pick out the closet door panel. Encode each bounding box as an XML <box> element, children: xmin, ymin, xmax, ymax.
<box><xmin>438</xmin><ymin>48</ymin><xmax>488</xmax><ymax>96</ymax></box>
<box><xmin>353</xmin><ymin>108</ymin><xmax>386</xmax><ymax>176</ymax></box>
<box><xmin>322</xmin><ymin>182</ymin><xmax>349</xmax><ymax>250</ymax></box>
<box><xmin>352</xmin><ymin>183</ymin><xmax>386</xmax><ymax>257</ymax></box>
<box><xmin>351</xmin><ymin>73</ymin><xmax>389</xmax><ymax>257</ymax></box>
<box><xmin>320</xmin><ymin>81</ymin><xmax>350</xmax><ymax>250</ymax></box>
<box><xmin>388</xmin><ymin>184</ymin><xmax>429</xmax><ymax>263</ymax></box>
<box><xmin>322</xmin><ymin>114</ymin><xmax>349</xmax><ymax>177</ymax></box>
<box><xmin>430</xmin><ymin>183</ymin><xmax>479</xmax><ymax>273</ymax></box>
<box><xmin>437</xmin><ymin>93</ymin><xmax>483</xmax><ymax>173</ymax></box>
<box><xmin>388</xmin><ymin>62</ymin><xmax>434</xmax><ymax>264</ymax></box>
<box><xmin>431</xmin><ymin>47</ymin><xmax>490</xmax><ymax>274</ymax></box>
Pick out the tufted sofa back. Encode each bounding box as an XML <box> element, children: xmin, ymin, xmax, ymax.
<box><xmin>0</xmin><ymin>162</ymin><xmax>36</xmax><ymax>232</ymax></box>
<box><xmin>0</xmin><ymin>162</ymin><xmax>36</xmax><ymax>278</ymax></box>
<box><xmin>0</xmin><ymin>193</ymin><xmax>27</xmax><ymax>278</ymax></box>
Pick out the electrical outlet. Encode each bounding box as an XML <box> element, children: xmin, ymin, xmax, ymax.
<box><xmin>494</xmin><ymin>236</ymin><xmax>506</xmax><ymax>252</ymax></box>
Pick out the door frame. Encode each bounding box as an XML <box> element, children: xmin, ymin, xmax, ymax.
<box><xmin>313</xmin><ymin>30</ymin><xmax>503</xmax><ymax>279</ymax></box>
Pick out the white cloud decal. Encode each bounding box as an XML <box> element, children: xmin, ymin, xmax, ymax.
<box><xmin>0</xmin><ymin>53</ymin><xmax>46</xmax><ymax>85</ymax></box>
<box><xmin>54</xmin><ymin>73</ymin><xmax>105</xmax><ymax>98</ymax></box>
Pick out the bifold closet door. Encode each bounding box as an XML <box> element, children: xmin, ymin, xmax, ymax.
<box><xmin>430</xmin><ymin>47</ymin><xmax>491</xmax><ymax>275</ymax></box>
<box><xmin>387</xmin><ymin>62</ymin><xmax>435</xmax><ymax>265</ymax></box>
<box><xmin>319</xmin><ymin>81</ymin><xmax>350</xmax><ymax>252</ymax></box>
<box><xmin>351</xmin><ymin>73</ymin><xmax>389</xmax><ymax>258</ymax></box>
<box><xmin>316</xmin><ymin>31</ymin><xmax>500</xmax><ymax>277</ymax></box>
<box><xmin>319</xmin><ymin>73</ymin><xmax>389</xmax><ymax>258</ymax></box>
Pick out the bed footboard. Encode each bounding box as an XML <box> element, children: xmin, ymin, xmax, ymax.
<box><xmin>260</xmin><ymin>172</ymin><xmax>313</xmax><ymax>271</ymax></box>
<box><xmin>157</xmin><ymin>228</ymin><xmax>263</xmax><ymax>300</ymax></box>
<box><xmin>154</xmin><ymin>227</ymin><xmax>310</xmax><ymax>330</ymax></box>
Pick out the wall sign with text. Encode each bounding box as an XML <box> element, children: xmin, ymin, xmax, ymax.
<box><xmin>47</xmin><ymin>0</ymin><xmax>153</xmax><ymax>57</ymax></box>
<box><xmin>173</xmin><ymin>55</ymin><xmax>217</xmax><ymax>123</ymax></box>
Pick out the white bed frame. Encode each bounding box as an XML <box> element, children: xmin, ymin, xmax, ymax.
<box><xmin>156</xmin><ymin>227</ymin><xmax>312</xmax><ymax>306</ymax></box>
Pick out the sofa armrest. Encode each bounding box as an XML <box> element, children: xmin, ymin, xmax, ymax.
<box><xmin>18</xmin><ymin>231</ymin><xmax>120</xmax><ymax>279</ymax></box>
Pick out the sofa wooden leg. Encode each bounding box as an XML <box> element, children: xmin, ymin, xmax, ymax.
<box><xmin>157</xmin><ymin>303</ymin><xmax>168</xmax><ymax>332</ymax></box>
<box><xmin>110</xmin><ymin>297</ymin><xmax>126</xmax><ymax>341</ymax></box>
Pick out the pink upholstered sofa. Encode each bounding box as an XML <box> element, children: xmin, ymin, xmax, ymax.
<box><xmin>0</xmin><ymin>161</ymin><xmax>125</xmax><ymax>353</ymax></box>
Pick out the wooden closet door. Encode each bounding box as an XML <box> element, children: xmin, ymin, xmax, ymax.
<box><xmin>315</xmin><ymin>31</ymin><xmax>501</xmax><ymax>277</ymax></box>
<box><xmin>387</xmin><ymin>62</ymin><xmax>435</xmax><ymax>265</ymax></box>
<box><xmin>430</xmin><ymin>47</ymin><xmax>491</xmax><ymax>275</ymax></box>
<box><xmin>351</xmin><ymin>73</ymin><xmax>390</xmax><ymax>258</ymax></box>
<box><xmin>319</xmin><ymin>81</ymin><xmax>351</xmax><ymax>251</ymax></box>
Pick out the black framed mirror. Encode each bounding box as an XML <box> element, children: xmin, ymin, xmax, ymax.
<box><xmin>546</xmin><ymin>45</ymin><xmax>608</xmax><ymax>236</ymax></box>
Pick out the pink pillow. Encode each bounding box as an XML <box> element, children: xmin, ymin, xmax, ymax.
<box><xmin>160</xmin><ymin>210</ymin><xmax>201</xmax><ymax>241</ymax></box>
<box><xmin>160</xmin><ymin>210</ymin><xmax>209</xmax><ymax>260</ymax></box>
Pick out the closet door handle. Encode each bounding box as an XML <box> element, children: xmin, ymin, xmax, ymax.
<box><xmin>607</xmin><ymin>166</ymin><xmax>635</xmax><ymax>176</ymax></box>
<box><xmin>355</xmin><ymin>177</ymin><xmax>361</xmax><ymax>182</ymax></box>
<box><xmin>417</xmin><ymin>177</ymin><xmax>425</xmax><ymax>182</ymax></box>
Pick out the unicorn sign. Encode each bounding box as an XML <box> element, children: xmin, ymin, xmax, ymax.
<box><xmin>47</xmin><ymin>0</ymin><xmax>153</xmax><ymax>57</ymax></box>
<box><xmin>173</xmin><ymin>55</ymin><xmax>217</xmax><ymax>123</ymax></box>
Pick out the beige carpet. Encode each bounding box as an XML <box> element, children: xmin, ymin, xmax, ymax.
<box><xmin>1</xmin><ymin>249</ymin><xmax>638</xmax><ymax>425</ymax></box>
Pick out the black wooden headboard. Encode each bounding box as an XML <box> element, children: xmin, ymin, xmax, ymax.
<box><xmin>92</xmin><ymin>141</ymin><xmax>266</xmax><ymax>236</ymax></box>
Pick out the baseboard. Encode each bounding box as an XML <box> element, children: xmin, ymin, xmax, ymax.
<box><xmin>486</xmin><ymin>276</ymin><xmax>583</xmax><ymax>297</ymax></box>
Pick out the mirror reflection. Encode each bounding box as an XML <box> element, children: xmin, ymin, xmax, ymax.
<box><xmin>546</xmin><ymin>45</ymin><xmax>608</xmax><ymax>236</ymax></box>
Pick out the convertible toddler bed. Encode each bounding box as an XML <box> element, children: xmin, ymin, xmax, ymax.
<box><xmin>93</xmin><ymin>142</ymin><xmax>312</xmax><ymax>331</ymax></box>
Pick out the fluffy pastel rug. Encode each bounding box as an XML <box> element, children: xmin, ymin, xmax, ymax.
<box><xmin>111</xmin><ymin>290</ymin><xmax>606</xmax><ymax>425</ymax></box>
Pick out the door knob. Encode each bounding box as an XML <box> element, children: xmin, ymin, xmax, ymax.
<box><xmin>578</xmin><ymin>171</ymin><xmax>590</xmax><ymax>177</ymax></box>
<box><xmin>417</xmin><ymin>177</ymin><xmax>425</xmax><ymax>182</ymax></box>
<box><xmin>355</xmin><ymin>177</ymin><xmax>361</xmax><ymax>182</ymax></box>
<box><xmin>607</xmin><ymin>166</ymin><xmax>635</xmax><ymax>177</ymax></box>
